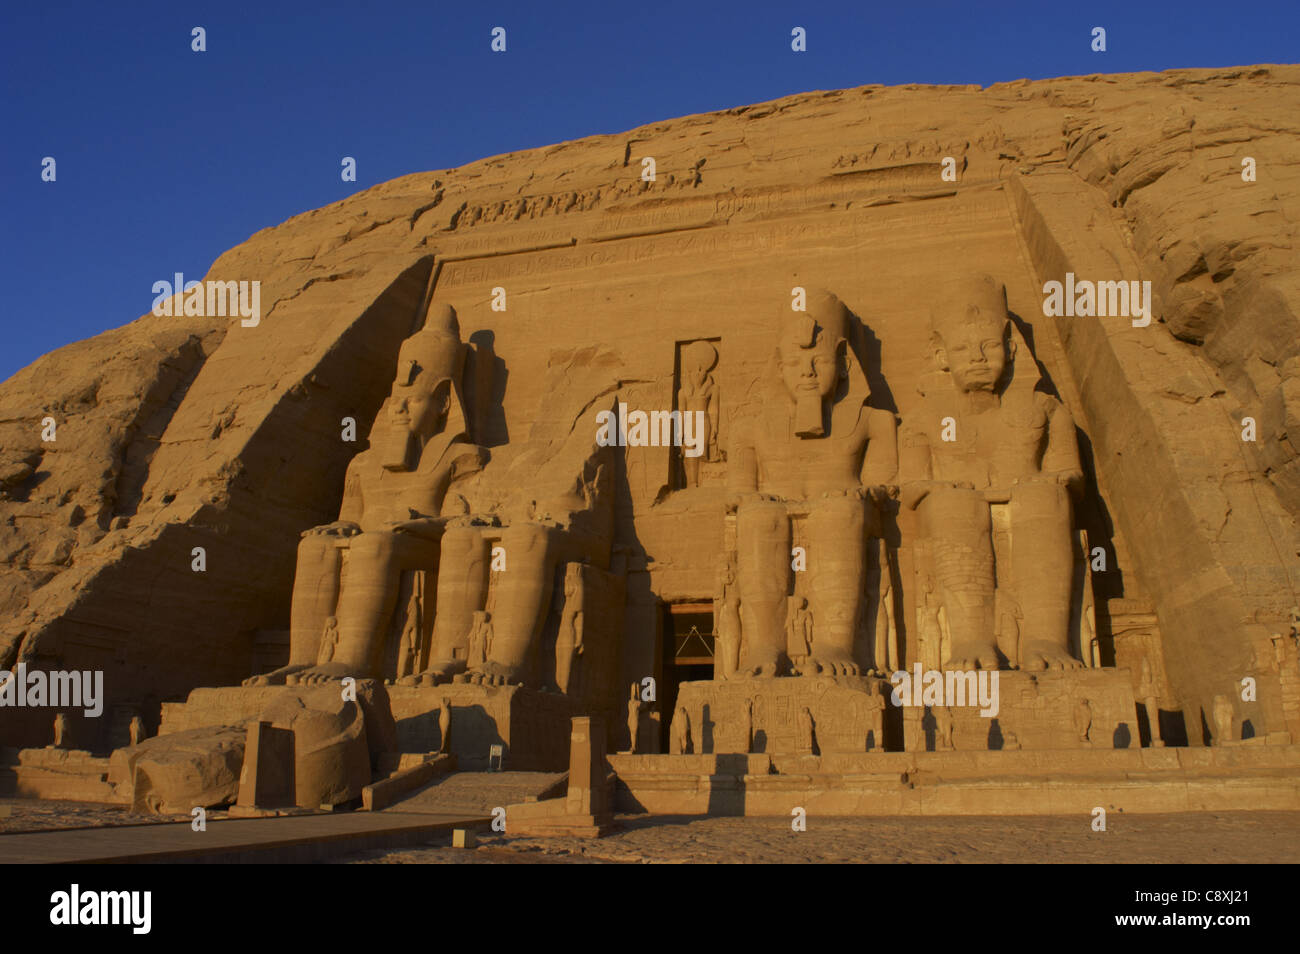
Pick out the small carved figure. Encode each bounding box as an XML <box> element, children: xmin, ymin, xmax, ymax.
<box><xmin>438</xmin><ymin>698</ymin><xmax>452</xmax><ymax>754</ymax></box>
<box><xmin>934</xmin><ymin>705</ymin><xmax>954</xmax><ymax>751</ymax></box>
<box><xmin>466</xmin><ymin>611</ymin><xmax>492</xmax><ymax>672</ymax></box>
<box><xmin>798</xmin><ymin>706</ymin><xmax>817</xmax><ymax>755</ymax></box>
<box><xmin>741</xmin><ymin>698</ymin><xmax>754</xmax><ymax>754</ymax></box>
<box><xmin>786</xmin><ymin>597</ymin><xmax>814</xmax><ymax>664</ymax></box>
<box><xmin>1212</xmin><ymin>694</ymin><xmax>1235</xmax><ymax>746</ymax></box>
<box><xmin>1074</xmin><ymin>697</ymin><xmax>1093</xmax><ymax>745</ymax></box>
<box><xmin>52</xmin><ymin>712</ymin><xmax>67</xmax><ymax>749</ymax></box>
<box><xmin>678</xmin><ymin>340</ymin><xmax>720</xmax><ymax>487</ymax></box>
<box><xmin>128</xmin><ymin>715</ymin><xmax>145</xmax><ymax>746</ymax></box>
<box><xmin>317</xmin><ymin>616</ymin><xmax>340</xmax><ymax>665</ymax></box>
<box><xmin>554</xmin><ymin>564</ymin><xmax>584</xmax><ymax>694</ymax></box>
<box><xmin>867</xmin><ymin>692</ymin><xmax>886</xmax><ymax>751</ymax></box>
<box><xmin>714</xmin><ymin>561</ymin><xmax>742</xmax><ymax>679</ymax></box>
<box><xmin>626</xmin><ymin>683</ymin><xmax>642</xmax><ymax>754</ymax></box>
<box><xmin>397</xmin><ymin>589</ymin><xmax>422</xmax><ymax>678</ymax></box>
<box><xmin>1144</xmin><ymin>696</ymin><xmax>1163</xmax><ymax>747</ymax></box>
<box><xmin>670</xmin><ymin>706</ymin><xmax>691</xmax><ymax>755</ymax></box>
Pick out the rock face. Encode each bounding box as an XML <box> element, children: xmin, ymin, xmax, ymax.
<box><xmin>2</xmin><ymin>65</ymin><xmax>1298</xmax><ymax>756</ymax></box>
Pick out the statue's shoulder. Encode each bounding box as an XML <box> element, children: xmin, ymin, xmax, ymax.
<box><xmin>1029</xmin><ymin>389</ymin><xmax>1072</xmax><ymax>423</ymax></box>
<box><xmin>1002</xmin><ymin>388</ymin><xmax>1058</xmax><ymax>424</ymax></box>
<box><xmin>345</xmin><ymin>447</ymin><xmax>377</xmax><ymax>478</ymax></box>
<box><xmin>863</xmin><ymin>404</ymin><xmax>896</xmax><ymax>434</ymax></box>
<box><xmin>421</xmin><ymin>434</ymin><xmax>484</xmax><ymax>474</ymax></box>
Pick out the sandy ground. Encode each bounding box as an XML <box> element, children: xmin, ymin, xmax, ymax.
<box><xmin>0</xmin><ymin>798</ymin><xmax>226</xmax><ymax>834</ymax></box>
<box><xmin>338</xmin><ymin>810</ymin><xmax>1300</xmax><ymax>864</ymax></box>
<box><xmin>5</xmin><ymin>799</ymin><xmax>1296</xmax><ymax>863</ymax></box>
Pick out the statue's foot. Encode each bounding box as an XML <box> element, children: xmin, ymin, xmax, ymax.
<box><xmin>416</xmin><ymin>659</ymin><xmax>464</xmax><ymax>687</ymax></box>
<box><xmin>468</xmin><ymin>661</ymin><xmax>521</xmax><ymax>686</ymax></box>
<box><xmin>800</xmin><ymin>650</ymin><xmax>861</xmax><ymax>677</ymax></box>
<box><xmin>734</xmin><ymin>652</ymin><xmax>783</xmax><ymax>678</ymax></box>
<box><xmin>1019</xmin><ymin>640</ymin><xmax>1082</xmax><ymax>671</ymax></box>
<box><xmin>243</xmin><ymin>664</ymin><xmax>309</xmax><ymax>687</ymax></box>
<box><xmin>286</xmin><ymin>662</ymin><xmax>359</xmax><ymax>685</ymax></box>
<box><xmin>397</xmin><ymin>660</ymin><xmax>462</xmax><ymax>687</ymax></box>
<box><xmin>943</xmin><ymin>642</ymin><xmax>1001</xmax><ymax>670</ymax></box>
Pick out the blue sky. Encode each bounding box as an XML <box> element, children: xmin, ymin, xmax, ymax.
<box><xmin>2</xmin><ymin>0</ymin><xmax>1294</xmax><ymax>382</ymax></box>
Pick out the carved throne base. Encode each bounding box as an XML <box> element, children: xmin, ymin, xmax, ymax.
<box><xmin>387</xmin><ymin>684</ymin><xmax>575</xmax><ymax>771</ymax></box>
<box><xmin>675</xmin><ymin>676</ymin><xmax>893</xmax><ymax>755</ymax></box>
<box><xmin>900</xmin><ymin>668</ymin><xmax>1139</xmax><ymax>753</ymax></box>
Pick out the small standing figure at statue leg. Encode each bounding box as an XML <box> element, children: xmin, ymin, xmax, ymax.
<box><xmin>670</xmin><ymin>706</ymin><xmax>691</xmax><ymax>755</ymax></box>
<box><xmin>626</xmin><ymin>683</ymin><xmax>642</xmax><ymax>754</ymax></box>
<box><xmin>438</xmin><ymin>698</ymin><xmax>452</xmax><ymax>755</ymax></box>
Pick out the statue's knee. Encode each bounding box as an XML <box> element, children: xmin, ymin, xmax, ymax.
<box><xmin>441</xmin><ymin>527</ymin><xmax>484</xmax><ymax>560</ymax></box>
<box><xmin>811</xmin><ymin>494</ymin><xmax>865</xmax><ymax>532</ymax></box>
<box><xmin>1011</xmin><ymin>478</ymin><xmax>1070</xmax><ymax>515</ymax></box>
<box><xmin>351</xmin><ymin>531</ymin><xmax>395</xmax><ymax>562</ymax></box>
<box><xmin>297</xmin><ymin>535</ymin><xmax>335</xmax><ymax>561</ymax></box>
<box><xmin>501</xmin><ymin>522</ymin><xmax>551</xmax><ymax>556</ymax></box>
<box><xmin>922</xmin><ymin>487</ymin><xmax>988</xmax><ymax>535</ymax></box>
<box><xmin>737</xmin><ymin>499</ymin><xmax>786</xmax><ymax>536</ymax></box>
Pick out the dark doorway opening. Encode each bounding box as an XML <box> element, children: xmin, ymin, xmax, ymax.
<box><xmin>660</xmin><ymin>602</ymin><xmax>714</xmax><ymax>752</ymax></box>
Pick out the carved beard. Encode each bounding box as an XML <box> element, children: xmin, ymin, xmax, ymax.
<box><xmin>381</xmin><ymin>424</ymin><xmax>418</xmax><ymax>471</ymax></box>
<box><xmin>794</xmin><ymin>390</ymin><xmax>826</xmax><ymax>438</ymax></box>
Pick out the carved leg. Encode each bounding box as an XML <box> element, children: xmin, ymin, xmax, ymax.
<box><xmin>555</xmin><ymin>624</ymin><xmax>575</xmax><ymax>693</ymax></box>
<box><xmin>297</xmin><ymin>530</ymin><xmax>439</xmax><ymax>683</ymax></box>
<box><xmin>804</xmin><ymin>494</ymin><xmax>865</xmax><ymax>675</ymax></box>
<box><xmin>921</xmin><ymin>487</ymin><xmax>999</xmax><ymax>670</ymax></box>
<box><xmin>735</xmin><ymin>499</ymin><xmax>790</xmax><ymax>676</ymax></box>
<box><xmin>1144</xmin><ymin>696</ymin><xmax>1164</xmax><ymax>747</ymax></box>
<box><xmin>418</xmin><ymin>527</ymin><xmax>489</xmax><ymax>684</ymax></box>
<box><xmin>481</xmin><ymin>523</ymin><xmax>555</xmax><ymax>685</ymax></box>
<box><xmin>246</xmin><ymin>534</ymin><xmax>342</xmax><ymax>686</ymax></box>
<box><xmin>1009</xmin><ymin>480</ymin><xmax>1080</xmax><ymax>670</ymax></box>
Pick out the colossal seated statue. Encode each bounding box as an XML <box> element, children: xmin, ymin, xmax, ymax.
<box><xmin>726</xmin><ymin>289</ymin><xmax>897</xmax><ymax>677</ymax></box>
<box><xmin>405</xmin><ymin>374</ymin><xmax>618</xmax><ymax>689</ymax></box>
<box><xmin>247</xmin><ymin>304</ymin><xmax>485</xmax><ymax>686</ymax></box>
<box><xmin>245</xmin><ymin>295</ymin><xmax>619</xmax><ymax>694</ymax></box>
<box><xmin>900</xmin><ymin>274</ymin><xmax>1084</xmax><ymax>671</ymax></box>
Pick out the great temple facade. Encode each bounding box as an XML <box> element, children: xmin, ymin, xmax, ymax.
<box><xmin>3</xmin><ymin>66</ymin><xmax>1299</xmax><ymax>820</ymax></box>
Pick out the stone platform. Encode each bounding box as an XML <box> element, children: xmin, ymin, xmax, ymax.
<box><xmin>388</xmin><ymin>685</ymin><xmax>574</xmax><ymax>772</ymax></box>
<box><xmin>674</xmin><ymin>676</ymin><xmax>891</xmax><ymax>755</ymax></box>
<box><xmin>900</xmin><ymin>668</ymin><xmax>1139</xmax><ymax>752</ymax></box>
<box><xmin>676</xmin><ymin>668</ymin><xmax>1141</xmax><ymax>756</ymax></box>
<box><xmin>609</xmin><ymin>745</ymin><xmax>1300</xmax><ymax>817</ymax></box>
<box><xmin>160</xmin><ymin>683</ymin><xmax>576</xmax><ymax>773</ymax></box>
<box><xmin>0</xmin><ymin>747</ymin><xmax>120</xmax><ymax>802</ymax></box>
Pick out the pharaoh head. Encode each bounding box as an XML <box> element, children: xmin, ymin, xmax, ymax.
<box><xmin>930</xmin><ymin>274</ymin><xmax>1016</xmax><ymax>395</ymax></box>
<box><xmin>382</xmin><ymin>303</ymin><xmax>468</xmax><ymax>470</ymax></box>
<box><xmin>778</xmin><ymin>289</ymin><xmax>851</xmax><ymax>437</ymax></box>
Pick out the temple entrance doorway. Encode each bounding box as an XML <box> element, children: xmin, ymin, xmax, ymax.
<box><xmin>660</xmin><ymin>602</ymin><xmax>714</xmax><ymax>752</ymax></box>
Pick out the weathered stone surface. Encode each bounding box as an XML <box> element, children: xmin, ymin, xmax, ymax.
<box><xmin>108</xmin><ymin>725</ymin><xmax>246</xmax><ymax>814</ymax></box>
<box><xmin>0</xmin><ymin>64</ymin><xmax>1297</xmax><ymax>771</ymax></box>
